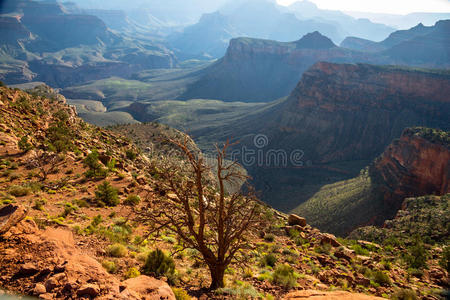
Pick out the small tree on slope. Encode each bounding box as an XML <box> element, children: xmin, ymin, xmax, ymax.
<box><xmin>138</xmin><ymin>138</ymin><xmax>260</xmax><ymax>289</ymax></box>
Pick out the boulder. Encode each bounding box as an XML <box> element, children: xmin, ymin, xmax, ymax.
<box><xmin>357</xmin><ymin>240</ymin><xmax>382</xmax><ymax>251</ymax></box>
<box><xmin>0</xmin><ymin>204</ymin><xmax>27</xmax><ymax>235</ymax></box>
<box><xmin>76</xmin><ymin>283</ymin><xmax>100</xmax><ymax>298</ymax></box>
<box><xmin>120</xmin><ymin>275</ymin><xmax>175</xmax><ymax>300</ymax></box>
<box><xmin>33</xmin><ymin>284</ymin><xmax>46</xmax><ymax>295</ymax></box>
<box><xmin>17</xmin><ymin>263</ymin><xmax>39</xmax><ymax>277</ymax></box>
<box><xmin>319</xmin><ymin>233</ymin><xmax>341</xmax><ymax>247</ymax></box>
<box><xmin>288</xmin><ymin>214</ymin><xmax>306</xmax><ymax>227</ymax></box>
<box><xmin>335</xmin><ymin>246</ymin><xmax>355</xmax><ymax>262</ymax></box>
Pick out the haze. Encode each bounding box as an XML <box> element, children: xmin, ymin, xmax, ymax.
<box><xmin>277</xmin><ymin>0</ymin><xmax>450</xmax><ymax>14</ymax></box>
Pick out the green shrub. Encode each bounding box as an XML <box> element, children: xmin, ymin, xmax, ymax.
<box><xmin>351</xmin><ymin>244</ymin><xmax>369</xmax><ymax>256</ymax></box>
<box><xmin>314</xmin><ymin>243</ymin><xmax>332</xmax><ymax>254</ymax></box>
<box><xmin>107</xmin><ymin>243</ymin><xmax>128</xmax><ymax>257</ymax></box>
<box><xmin>0</xmin><ymin>81</ymin><xmax>4</xmax><ymax>87</ymax></box>
<box><xmin>125</xmin><ymin>149</ymin><xmax>137</xmax><ymax>160</ymax></box>
<box><xmin>18</xmin><ymin>136</ymin><xmax>32</xmax><ymax>152</ymax></box>
<box><xmin>84</xmin><ymin>151</ymin><xmax>108</xmax><ymax>178</ymax></box>
<box><xmin>33</xmin><ymin>199</ymin><xmax>46</xmax><ymax>211</ymax></box>
<box><xmin>271</xmin><ymin>264</ymin><xmax>297</xmax><ymax>288</ymax></box>
<box><xmin>391</xmin><ymin>288</ymin><xmax>418</xmax><ymax>300</ymax></box>
<box><xmin>46</xmin><ymin>124</ymin><xmax>73</xmax><ymax>153</ymax></box>
<box><xmin>439</xmin><ymin>246</ymin><xmax>450</xmax><ymax>272</ymax></box>
<box><xmin>94</xmin><ymin>181</ymin><xmax>119</xmax><ymax>207</ymax></box>
<box><xmin>142</xmin><ymin>249</ymin><xmax>175</xmax><ymax>278</ymax></box>
<box><xmin>124</xmin><ymin>194</ymin><xmax>140</xmax><ymax>206</ymax></box>
<box><xmin>172</xmin><ymin>287</ymin><xmax>191</xmax><ymax>300</ymax></box>
<box><xmin>102</xmin><ymin>260</ymin><xmax>117</xmax><ymax>274</ymax></box>
<box><xmin>125</xmin><ymin>267</ymin><xmax>141</xmax><ymax>279</ymax></box>
<box><xmin>260</xmin><ymin>253</ymin><xmax>277</xmax><ymax>268</ymax></box>
<box><xmin>404</xmin><ymin>238</ymin><xmax>428</xmax><ymax>269</ymax></box>
<box><xmin>371</xmin><ymin>270</ymin><xmax>391</xmax><ymax>286</ymax></box>
<box><xmin>264</xmin><ymin>233</ymin><xmax>275</xmax><ymax>242</ymax></box>
<box><xmin>9</xmin><ymin>185</ymin><xmax>30</xmax><ymax>197</ymax></box>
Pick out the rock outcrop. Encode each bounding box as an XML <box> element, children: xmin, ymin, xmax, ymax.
<box><xmin>372</xmin><ymin>128</ymin><xmax>450</xmax><ymax>207</ymax></box>
<box><xmin>0</xmin><ymin>207</ymin><xmax>175</xmax><ymax>300</ymax></box>
<box><xmin>293</xmin><ymin>127</ymin><xmax>449</xmax><ymax>235</ymax></box>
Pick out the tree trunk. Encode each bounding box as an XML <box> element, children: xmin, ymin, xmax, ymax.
<box><xmin>209</xmin><ymin>264</ymin><xmax>226</xmax><ymax>290</ymax></box>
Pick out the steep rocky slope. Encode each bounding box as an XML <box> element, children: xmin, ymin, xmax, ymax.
<box><xmin>1</xmin><ymin>85</ymin><xmax>447</xmax><ymax>299</ymax></box>
<box><xmin>293</xmin><ymin>127</ymin><xmax>450</xmax><ymax>236</ymax></box>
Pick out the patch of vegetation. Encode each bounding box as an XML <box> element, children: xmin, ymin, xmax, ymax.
<box><xmin>101</xmin><ymin>260</ymin><xmax>117</xmax><ymax>274</ymax></box>
<box><xmin>391</xmin><ymin>288</ymin><xmax>418</xmax><ymax>300</ymax></box>
<box><xmin>260</xmin><ymin>253</ymin><xmax>277</xmax><ymax>268</ymax></box>
<box><xmin>263</xmin><ymin>233</ymin><xmax>275</xmax><ymax>242</ymax></box>
<box><xmin>404</xmin><ymin>237</ymin><xmax>428</xmax><ymax>270</ymax></box>
<box><xmin>142</xmin><ymin>249</ymin><xmax>176</xmax><ymax>280</ymax></box>
<box><xmin>84</xmin><ymin>151</ymin><xmax>108</xmax><ymax>178</ymax></box>
<box><xmin>370</xmin><ymin>270</ymin><xmax>391</xmax><ymax>286</ymax></box>
<box><xmin>125</xmin><ymin>267</ymin><xmax>141</xmax><ymax>279</ymax></box>
<box><xmin>18</xmin><ymin>136</ymin><xmax>32</xmax><ymax>152</ymax></box>
<box><xmin>271</xmin><ymin>264</ymin><xmax>298</xmax><ymax>288</ymax></box>
<box><xmin>439</xmin><ymin>246</ymin><xmax>450</xmax><ymax>272</ymax></box>
<box><xmin>8</xmin><ymin>185</ymin><xmax>31</xmax><ymax>197</ymax></box>
<box><xmin>107</xmin><ymin>243</ymin><xmax>128</xmax><ymax>258</ymax></box>
<box><xmin>125</xmin><ymin>149</ymin><xmax>137</xmax><ymax>161</ymax></box>
<box><xmin>94</xmin><ymin>181</ymin><xmax>119</xmax><ymax>207</ymax></box>
<box><xmin>124</xmin><ymin>194</ymin><xmax>140</xmax><ymax>206</ymax></box>
<box><xmin>172</xmin><ymin>288</ymin><xmax>191</xmax><ymax>300</ymax></box>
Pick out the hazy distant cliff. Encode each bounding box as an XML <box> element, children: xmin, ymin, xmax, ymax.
<box><xmin>180</xmin><ymin>33</ymin><xmax>376</xmax><ymax>102</ymax></box>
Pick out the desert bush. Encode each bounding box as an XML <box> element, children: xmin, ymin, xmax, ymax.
<box><xmin>125</xmin><ymin>267</ymin><xmax>141</xmax><ymax>279</ymax></box>
<box><xmin>84</xmin><ymin>151</ymin><xmax>108</xmax><ymax>178</ymax></box>
<box><xmin>216</xmin><ymin>282</ymin><xmax>260</xmax><ymax>299</ymax></box>
<box><xmin>94</xmin><ymin>181</ymin><xmax>119</xmax><ymax>207</ymax></box>
<box><xmin>260</xmin><ymin>253</ymin><xmax>277</xmax><ymax>268</ymax></box>
<box><xmin>33</xmin><ymin>199</ymin><xmax>46</xmax><ymax>211</ymax></box>
<box><xmin>439</xmin><ymin>246</ymin><xmax>450</xmax><ymax>272</ymax></box>
<box><xmin>271</xmin><ymin>264</ymin><xmax>297</xmax><ymax>288</ymax></box>
<box><xmin>371</xmin><ymin>270</ymin><xmax>391</xmax><ymax>286</ymax></box>
<box><xmin>101</xmin><ymin>260</ymin><xmax>117</xmax><ymax>274</ymax></box>
<box><xmin>142</xmin><ymin>249</ymin><xmax>175</xmax><ymax>278</ymax></box>
<box><xmin>404</xmin><ymin>238</ymin><xmax>428</xmax><ymax>269</ymax></box>
<box><xmin>9</xmin><ymin>185</ymin><xmax>30</xmax><ymax>197</ymax></box>
<box><xmin>351</xmin><ymin>244</ymin><xmax>369</xmax><ymax>256</ymax></box>
<box><xmin>124</xmin><ymin>194</ymin><xmax>140</xmax><ymax>206</ymax></box>
<box><xmin>125</xmin><ymin>149</ymin><xmax>137</xmax><ymax>160</ymax></box>
<box><xmin>264</xmin><ymin>233</ymin><xmax>275</xmax><ymax>242</ymax></box>
<box><xmin>107</xmin><ymin>243</ymin><xmax>127</xmax><ymax>257</ymax></box>
<box><xmin>314</xmin><ymin>243</ymin><xmax>332</xmax><ymax>254</ymax></box>
<box><xmin>18</xmin><ymin>136</ymin><xmax>32</xmax><ymax>152</ymax></box>
<box><xmin>391</xmin><ymin>288</ymin><xmax>418</xmax><ymax>300</ymax></box>
<box><xmin>172</xmin><ymin>288</ymin><xmax>191</xmax><ymax>300</ymax></box>
<box><xmin>47</xmin><ymin>124</ymin><xmax>73</xmax><ymax>153</ymax></box>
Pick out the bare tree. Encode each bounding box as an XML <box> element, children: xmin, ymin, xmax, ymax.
<box><xmin>138</xmin><ymin>137</ymin><xmax>260</xmax><ymax>289</ymax></box>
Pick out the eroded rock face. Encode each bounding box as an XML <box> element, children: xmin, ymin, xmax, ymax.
<box><xmin>0</xmin><ymin>216</ymin><xmax>175</xmax><ymax>300</ymax></box>
<box><xmin>371</xmin><ymin>128</ymin><xmax>450</xmax><ymax>210</ymax></box>
<box><xmin>275</xmin><ymin>62</ymin><xmax>450</xmax><ymax>164</ymax></box>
